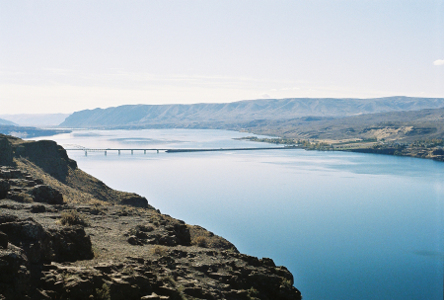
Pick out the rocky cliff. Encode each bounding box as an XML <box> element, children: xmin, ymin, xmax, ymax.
<box><xmin>0</xmin><ymin>134</ymin><xmax>302</xmax><ymax>300</ymax></box>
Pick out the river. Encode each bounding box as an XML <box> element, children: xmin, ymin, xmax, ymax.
<box><xmin>34</xmin><ymin>129</ymin><xmax>444</xmax><ymax>300</ymax></box>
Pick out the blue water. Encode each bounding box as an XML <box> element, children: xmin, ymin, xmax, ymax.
<box><xmin>35</xmin><ymin>129</ymin><xmax>444</xmax><ymax>300</ymax></box>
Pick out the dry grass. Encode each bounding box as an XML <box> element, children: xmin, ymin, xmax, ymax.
<box><xmin>115</xmin><ymin>205</ymin><xmax>148</xmax><ymax>216</ymax></box>
<box><xmin>150</xmin><ymin>245</ymin><xmax>168</xmax><ymax>256</ymax></box>
<box><xmin>14</xmin><ymin>154</ymin><xmax>155</xmax><ymax>210</ymax></box>
<box><xmin>15</xmin><ymin>158</ymin><xmax>110</xmax><ymax>206</ymax></box>
<box><xmin>59</xmin><ymin>209</ymin><xmax>89</xmax><ymax>226</ymax></box>
<box><xmin>188</xmin><ymin>225</ymin><xmax>238</xmax><ymax>251</ymax></box>
<box><xmin>193</xmin><ymin>236</ymin><xmax>208</xmax><ymax>248</ymax></box>
<box><xmin>13</xmin><ymin>192</ymin><xmax>34</xmax><ymax>203</ymax></box>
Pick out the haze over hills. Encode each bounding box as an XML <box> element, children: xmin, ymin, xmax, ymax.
<box><xmin>0</xmin><ymin>118</ymin><xmax>17</xmax><ymax>126</ymax></box>
<box><xmin>0</xmin><ymin>113</ymin><xmax>70</xmax><ymax>127</ymax></box>
<box><xmin>60</xmin><ymin>97</ymin><xmax>444</xmax><ymax>128</ymax></box>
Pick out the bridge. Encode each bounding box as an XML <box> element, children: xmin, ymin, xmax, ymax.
<box><xmin>64</xmin><ymin>146</ymin><xmax>298</xmax><ymax>156</ymax></box>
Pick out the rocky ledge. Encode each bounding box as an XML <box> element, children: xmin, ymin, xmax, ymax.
<box><xmin>0</xmin><ymin>134</ymin><xmax>302</xmax><ymax>300</ymax></box>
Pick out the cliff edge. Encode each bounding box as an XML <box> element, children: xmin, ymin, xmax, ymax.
<box><xmin>0</xmin><ymin>134</ymin><xmax>302</xmax><ymax>300</ymax></box>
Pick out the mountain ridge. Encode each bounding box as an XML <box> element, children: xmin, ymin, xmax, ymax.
<box><xmin>60</xmin><ymin>96</ymin><xmax>444</xmax><ymax>128</ymax></box>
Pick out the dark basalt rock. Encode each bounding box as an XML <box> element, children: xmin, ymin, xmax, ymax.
<box><xmin>0</xmin><ymin>213</ymin><xmax>98</xmax><ymax>298</ymax></box>
<box><xmin>0</xmin><ymin>217</ymin><xmax>51</xmax><ymax>264</ymax></box>
<box><xmin>31</xmin><ymin>185</ymin><xmax>64</xmax><ymax>204</ymax></box>
<box><xmin>0</xmin><ymin>179</ymin><xmax>10</xmax><ymax>199</ymax></box>
<box><xmin>432</xmin><ymin>148</ymin><xmax>444</xmax><ymax>155</ymax></box>
<box><xmin>30</xmin><ymin>204</ymin><xmax>46</xmax><ymax>213</ymax></box>
<box><xmin>13</xmin><ymin>139</ymin><xmax>77</xmax><ymax>181</ymax></box>
<box><xmin>0</xmin><ymin>215</ymin><xmax>93</xmax><ymax>264</ymax></box>
<box><xmin>0</xmin><ymin>136</ymin><xmax>13</xmax><ymax>166</ymax></box>
<box><xmin>127</xmin><ymin>219</ymin><xmax>191</xmax><ymax>247</ymax></box>
<box><xmin>120</xmin><ymin>195</ymin><xmax>149</xmax><ymax>208</ymax></box>
<box><xmin>48</xmin><ymin>225</ymin><xmax>94</xmax><ymax>262</ymax></box>
<box><xmin>0</xmin><ymin>231</ymin><xmax>8</xmax><ymax>248</ymax></box>
<box><xmin>32</xmin><ymin>252</ymin><xmax>302</xmax><ymax>300</ymax></box>
<box><xmin>0</xmin><ymin>244</ymin><xmax>31</xmax><ymax>300</ymax></box>
<box><xmin>0</xmin><ymin>245</ymin><xmax>31</xmax><ymax>300</ymax></box>
<box><xmin>0</xmin><ymin>208</ymin><xmax>302</xmax><ymax>300</ymax></box>
<box><xmin>0</xmin><ymin>214</ymin><xmax>19</xmax><ymax>224</ymax></box>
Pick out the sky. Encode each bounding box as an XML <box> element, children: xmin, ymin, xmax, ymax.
<box><xmin>1</xmin><ymin>0</ymin><xmax>444</xmax><ymax>114</ymax></box>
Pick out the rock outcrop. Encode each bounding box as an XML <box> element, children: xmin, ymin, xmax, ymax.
<box><xmin>31</xmin><ymin>185</ymin><xmax>64</xmax><ymax>204</ymax></box>
<box><xmin>0</xmin><ymin>134</ymin><xmax>151</xmax><ymax>208</ymax></box>
<box><xmin>0</xmin><ymin>202</ymin><xmax>302</xmax><ymax>300</ymax></box>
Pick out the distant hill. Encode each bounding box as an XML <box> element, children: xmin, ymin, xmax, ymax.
<box><xmin>0</xmin><ymin>125</ymin><xmax>71</xmax><ymax>138</ymax></box>
<box><xmin>0</xmin><ymin>113</ymin><xmax>70</xmax><ymax>127</ymax></box>
<box><xmin>60</xmin><ymin>97</ymin><xmax>444</xmax><ymax>128</ymax></box>
<box><xmin>0</xmin><ymin>118</ymin><xmax>17</xmax><ymax>126</ymax></box>
<box><xmin>233</xmin><ymin>107</ymin><xmax>444</xmax><ymax>142</ymax></box>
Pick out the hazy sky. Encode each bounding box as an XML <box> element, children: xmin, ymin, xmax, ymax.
<box><xmin>1</xmin><ymin>0</ymin><xmax>444</xmax><ymax>114</ymax></box>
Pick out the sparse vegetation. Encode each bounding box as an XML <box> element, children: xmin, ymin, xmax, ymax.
<box><xmin>61</xmin><ymin>272</ymin><xmax>81</xmax><ymax>284</ymax></box>
<box><xmin>247</xmin><ymin>286</ymin><xmax>260</xmax><ymax>299</ymax></box>
<box><xmin>121</xmin><ymin>266</ymin><xmax>136</xmax><ymax>277</ymax></box>
<box><xmin>95</xmin><ymin>283</ymin><xmax>111</xmax><ymax>300</ymax></box>
<box><xmin>59</xmin><ymin>209</ymin><xmax>89</xmax><ymax>226</ymax></box>
<box><xmin>193</xmin><ymin>236</ymin><xmax>208</xmax><ymax>248</ymax></box>
<box><xmin>116</xmin><ymin>205</ymin><xmax>148</xmax><ymax>216</ymax></box>
<box><xmin>13</xmin><ymin>192</ymin><xmax>34</xmax><ymax>203</ymax></box>
<box><xmin>151</xmin><ymin>245</ymin><xmax>168</xmax><ymax>256</ymax></box>
<box><xmin>281</xmin><ymin>278</ymin><xmax>293</xmax><ymax>289</ymax></box>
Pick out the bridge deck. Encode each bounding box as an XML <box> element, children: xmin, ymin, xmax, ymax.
<box><xmin>65</xmin><ymin>146</ymin><xmax>298</xmax><ymax>153</ymax></box>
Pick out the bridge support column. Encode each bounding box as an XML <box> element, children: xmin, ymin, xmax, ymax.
<box><xmin>157</xmin><ymin>150</ymin><xmax>159</xmax><ymax>154</ymax></box>
<box><xmin>131</xmin><ymin>150</ymin><xmax>133</xmax><ymax>155</ymax></box>
<box><xmin>118</xmin><ymin>150</ymin><xmax>120</xmax><ymax>155</ymax></box>
<box><xmin>144</xmin><ymin>150</ymin><xmax>146</xmax><ymax>154</ymax></box>
<box><xmin>85</xmin><ymin>151</ymin><xmax>87</xmax><ymax>156</ymax></box>
<box><xmin>104</xmin><ymin>151</ymin><xmax>107</xmax><ymax>156</ymax></box>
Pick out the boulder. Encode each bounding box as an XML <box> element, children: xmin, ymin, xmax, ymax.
<box><xmin>30</xmin><ymin>204</ymin><xmax>46</xmax><ymax>213</ymax></box>
<box><xmin>48</xmin><ymin>225</ymin><xmax>94</xmax><ymax>262</ymax></box>
<box><xmin>0</xmin><ymin>217</ymin><xmax>50</xmax><ymax>263</ymax></box>
<box><xmin>0</xmin><ymin>244</ymin><xmax>31</xmax><ymax>299</ymax></box>
<box><xmin>0</xmin><ymin>179</ymin><xmax>10</xmax><ymax>199</ymax></box>
<box><xmin>127</xmin><ymin>220</ymin><xmax>190</xmax><ymax>247</ymax></box>
<box><xmin>120</xmin><ymin>195</ymin><xmax>149</xmax><ymax>208</ymax></box>
<box><xmin>0</xmin><ymin>214</ymin><xmax>19</xmax><ymax>224</ymax></box>
<box><xmin>31</xmin><ymin>185</ymin><xmax>64</xmax><ymax>204</ymax></box>
<box><xmin>0</xmin><ymin>231</ymin><xmax>8</xmax><ymax>248</ymax></box>
<box><xmin>432</xmin><ymin>148</ymin><xmax>444</xmax><ymax>155</ymax></box>
<box><xmin>0</xmin><ymin>136</ymin><xmax>13</xmax><ymax>166</ymax></box>
<box><xmin>0</xmin><ymin>215</ymin><xmax>93</xmax><ymax>263</ymax></box>
<box><xmin>0</xmin><ymin>218</ymin><xmax>47</xmax><ymax>242</ymax></box>
<box><xmin>14</xmin><ymin>140</ymin><xmax>77</xmax><ymax>181</ymax></box>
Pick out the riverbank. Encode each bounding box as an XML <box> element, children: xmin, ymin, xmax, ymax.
<box><xmin>239</xmin><ymin>136</ymin><xmax>444</xmax><ymax>162</ymax></box>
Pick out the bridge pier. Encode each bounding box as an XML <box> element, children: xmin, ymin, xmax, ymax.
<box><xmin>131</xmin><ymin>150</ymin><xmax>133</xmax><ymax>155</ymax></box>
<box><xmin>104</xmin><ymin>151</ymin><xmax>107</xmax><ymax>156</ymax></box>
<box><xmin>144</xmin><ymin>150</ymin><xmax>146</xmax><ymax>154</ymax></box>
<box><xmin>157</xmin><ymin>150</ymin><xmax>159</xmax><ymax>154</ymax></box>
<box><xmin>85</xmin><ymin>151</ymin><xmax>87</xmax><ymax>156</ymax></box>
<box><xmin>118</xmin><ymin>150</ymin><xmax>120</xmax><ymax>155</ymax></box>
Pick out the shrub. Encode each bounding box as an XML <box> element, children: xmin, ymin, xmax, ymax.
<box><xmin>193</xmin><ymin>236</ymin><xmax>208</xmax><ymax>248</ymax></box>
<box><xmin>150</xmin><ymin>245</ymin><xmax>167</xmax><ymax>256</ymax></box>
<box><xmin>59</xmin><ymin>209</ymin><xmax>89</xmax><ymax>226</ymax></box>
<box><xmin>95</xmin><ymin>283</ymin><xmax>110</xmax><ymax>300</ymax></box>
